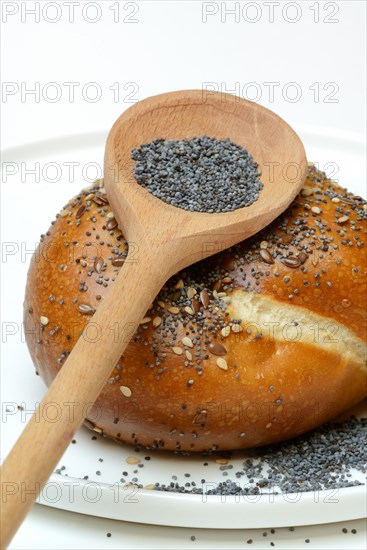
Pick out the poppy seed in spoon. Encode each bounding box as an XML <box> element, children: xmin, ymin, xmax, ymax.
<box><xmin>131</xmin><ymin>136</ymin><xmax>263</xmax><ymax>213</ymax></box>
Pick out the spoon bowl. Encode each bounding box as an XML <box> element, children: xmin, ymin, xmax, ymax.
<box><xmin>105</xmin><ymin>90</ymin><xmax>307</xmax><ymax>274</ymax></box>
<box><xmin>0</xmin><ymin>90</ymin><xmax>307</xmax><ymax>548</ymax></box>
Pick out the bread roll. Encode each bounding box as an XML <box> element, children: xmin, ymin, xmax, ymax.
<box><xmin>23</xmin><ymin>166</ymin><xmax>367</xmax><ymax>452</ymax></box>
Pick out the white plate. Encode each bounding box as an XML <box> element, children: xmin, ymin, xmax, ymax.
<box><xmin>1</xmin><ymin>127</ymin><xmax>366</xmax><ymax>529</ymax></box>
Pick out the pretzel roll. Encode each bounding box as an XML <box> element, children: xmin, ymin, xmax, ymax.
<box><xmin>24</xmin><ymin>166</ymin><xmax>367</xmax><ymax>452</ymax></box>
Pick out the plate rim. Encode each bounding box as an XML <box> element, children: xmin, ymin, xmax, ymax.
<box><xmin>36</xmin><ymin>473</ymin><xmax>366</xmax><ymax>529</ymax></box>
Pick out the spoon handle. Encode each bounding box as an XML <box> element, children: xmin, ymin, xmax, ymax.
<box><xmin>0</xmin><ymin>245</ymin><xmax>164</xmax><ymax>548</ymax></box>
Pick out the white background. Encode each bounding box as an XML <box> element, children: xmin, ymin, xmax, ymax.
<box><xmin>2</xmin><ymin>0</ymin><xmax>366</xmax><ymax>148</ymax></box>
<box><xmin>1</xmin><ymin>1</ymin><xmax>366</xmax><ymax>549</ymax></box>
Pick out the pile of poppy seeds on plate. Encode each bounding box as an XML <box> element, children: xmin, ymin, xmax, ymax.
<box><xmin>60</xmin><ymin>417</ymin><xmax>367</xmax><ymax>497</ymax></box>
<box><xmin>131</xmin><ymin>136</ymin><xmax>263</xmax><ymax>212</ymax></box>
<box><xmin>151</xmin><ymin>417</ymin><xmax>367</xmax><ymax>495</ymax></box>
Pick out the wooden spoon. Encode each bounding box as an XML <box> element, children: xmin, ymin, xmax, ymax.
<box><xmin>0</xmin><ymin>90</ymin><xmax>306</xmax><ymax>547</ymax></box>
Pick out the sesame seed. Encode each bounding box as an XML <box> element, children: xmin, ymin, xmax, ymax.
<box><xmin>260</xmin><ymin>248</ymin><xmax>274</xmax><ymax>264</ymax></box>
<box><xmin>221</xmin><ymin>326</ymin><xmax>231</xmax><ymax>338</ymax></box>
<box><xmin>172</xmin><ymin>347</ymin><xmax>183</xmax><ymax>356</ymax></box>
<box><xmin>120</xmin><ymin>386</ymin><xmax>132</xmax><ymax>397</ymax></box>
<box><xmin>216</xmin><ymin>358</ymin><xmax>228</xmax><ymax>370</ymax></box>
<box><xmin>139</xmin><ymin>317</ymin><xmax>151</xmax><ymax>324</ymax></box>
<box><xmin>175</xmin><ymin>279</ymin><xmax>184</xmax><ymax>289</ymax></box>
<box><xmin>182</xmin><ymin>337</ymin><xmax>194</xmax><ymax>348</ymax></box>
<box><xmin>168</xmin><ymin>306</ymin><xmax>180</xmax><ymax>314</ymax></box>
<box><xmin>187</xmin><ymin>287</ymin><xmax>197</xmax><ymax>299</ymax></box>
<box><xmin>216</xmin><ymin>458</ymin><xmax>228</xmax><ymax>465</ymax></box>
<box><xmin>78</xmin><ymin>303</ymin><xmax>96</xmax><ymax>315</ymax></box>
<box><xmin>40</xmin><ymin>316</ymin><xmax>49</xmax><ymax>326</ymax></box>
<box><xmin>126</xmin><ymin>456</ymin><xmax>140</xmax><ymax>465</ymax></box>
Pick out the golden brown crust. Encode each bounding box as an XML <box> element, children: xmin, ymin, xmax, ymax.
<box><xmin>23</xmin><ymin>167</ymin><xmax>367</xmax><ymax>452</ymax></box>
